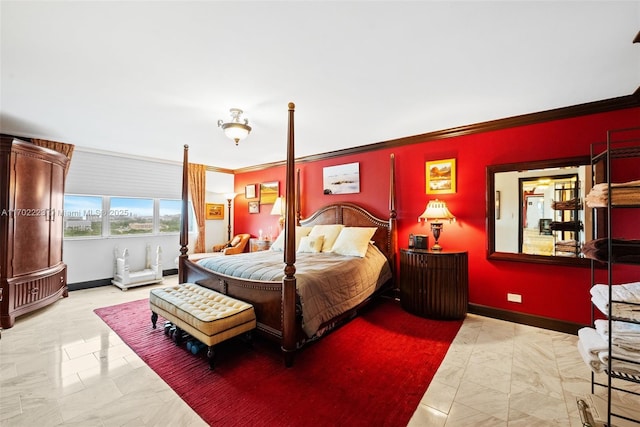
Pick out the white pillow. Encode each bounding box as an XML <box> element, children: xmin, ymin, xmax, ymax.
<box><xmin>270</xmin><ymin>226</ymin><xmax>312</xmax><ymax>251</ymax></box>
<box><xmin>309</xmin><ymin>224</ymin><xmax>344</xmax><ymax>252</ymax></box>
<box><xmin>297</xmin><ymin>235</ymin><xmax>325</xmax><ymax>253</ymax></box>
<box><xmin>330</xmin><ymin>227</ymin><xmax>377</xmax><ymax>257</ymax></box>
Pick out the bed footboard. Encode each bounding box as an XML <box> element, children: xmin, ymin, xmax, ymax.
<box><xmin>180</xmin><ymin>256</ymin><xmax>286</xmax><ymax>341</ymax></box>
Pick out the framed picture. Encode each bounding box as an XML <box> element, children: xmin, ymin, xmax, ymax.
<box><xmin>260</xmin><ymin>181</ymin><xmax>279</xmax><ymax>204</ymax></box>
<box><xmin>323</xmin><ymin>162</ymin><xmax>360</xmax><ymax>195</ymax></box>
<box><xmin>205</xmin><ymin>203</ymin><xmax>224</xmax><ymax>220</ymax></box>
<box><xmin>248</xmin><ymin>201</ymin><xmax>259</xmax><ymax>214</ymax></box>
<box><xmin>245</xmin><ymin>184</ymin><xmax>257</xmax><ymax>199</ymax></box>
<box><xmin>426</xmin><ymin>158</ymin><xmax>456</xmax><ymax>194</ymax></box>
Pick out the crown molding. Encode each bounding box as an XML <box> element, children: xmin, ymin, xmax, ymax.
<box><xmin>235</xmin><ymin>88</ymin><xmax>640</xmax><ymax>174</ymax></box>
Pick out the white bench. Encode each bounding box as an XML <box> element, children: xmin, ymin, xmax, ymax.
<box><xmin>149</xmin><ymin>283</ymin><xmax>256</xmax><ymax>369</ymax></box>
<box><xmin>112</xmin><ymin>244</ymin><xmax>163</xmax><ymax>290</ymax></box>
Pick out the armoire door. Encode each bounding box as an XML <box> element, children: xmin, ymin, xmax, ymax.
<box><xmin>11</xmin><ymin>149</ymin><xmax>53</xmax><ymax>276</ymax></box>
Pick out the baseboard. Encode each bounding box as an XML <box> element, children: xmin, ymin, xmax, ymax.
<box><xmin>468</xmin><ymin>303</ymin><xmax>587</xmax><ymax>335</ymax></box>
<box><xmin>68</xmin><ymin>269</ymin><xmax>178</xmax><ymax>291</ymax></box>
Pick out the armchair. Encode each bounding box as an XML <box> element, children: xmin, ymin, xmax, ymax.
<box><xmin>212</xmin><ymin>233</ymin><xmax>250</xmax><ymax>255</ymax></box>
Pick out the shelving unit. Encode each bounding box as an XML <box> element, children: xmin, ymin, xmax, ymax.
<box><xmin>581</xmin><ymin>127</ymin><xmax>640</xmax><ymax>426</ymax></box>
<box><xmin>551</xmin><ymin>176</ymin><xmax>583</xmax><ymax>256</ymax></box>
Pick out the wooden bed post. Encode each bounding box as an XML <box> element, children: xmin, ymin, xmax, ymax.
<box><xmin>179</xmin><ymin>144</ymin><xmax>189</xmax><ymax>284</ymax></box>
<box><xmin>282</xmin><ymin>102</ymin><xmax>297</xmax><ymax>367</ymax></box>
<box><xmin>296</xmin><ymin>168</ymin><xmax>301</xmax><ymax>225</ymax></box>
<box><xmin>389</xmin><ymin>153</ymin><xmax>398</xmax><ymax>281</ymax></box>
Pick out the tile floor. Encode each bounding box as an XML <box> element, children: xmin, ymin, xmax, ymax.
<box><xmin>1</xmin><ymin>275</ymin><xmax>638</xmax><ymax>426</ymax></box>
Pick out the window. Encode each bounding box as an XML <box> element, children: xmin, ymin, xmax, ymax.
<box><xmin>63</xmin><ymin>195</ymin><xmax>103</xmax><ymax>237</ymax></box>
<box><xmin>64</xmin><ymin>195</ymin><xmax>195</xmax><ymax>238</ymax></box>
<box><xmin>159</xmin><ymin>199</ymin><xmax>181</xmax><ymax>233</ymax></box>
<box><xmin>109</xmin><ymin>197</ymin><xmax>153</xmax><ymax>235</ymax></box>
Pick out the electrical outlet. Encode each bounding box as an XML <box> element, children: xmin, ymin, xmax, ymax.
<box><xmin>507</xmin><ymin>293</ymin><xmax>522</xmax><ymax>303</ymax></box>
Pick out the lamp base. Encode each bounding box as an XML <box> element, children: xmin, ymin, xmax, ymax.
<box><xmin>430</xmin><ymin>222</ymin><xmax>443</xmax><ymax>252</ymax></box>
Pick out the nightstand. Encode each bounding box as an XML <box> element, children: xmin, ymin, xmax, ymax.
<box><xmin>249</xmin><ymin>238</ymin><xmax>272</xmax><ymax>252</ymax></box>
<box><xmin>399</xmin><ymin>249</ymin><xmax>468</xmax><ymax>320</ymax></box>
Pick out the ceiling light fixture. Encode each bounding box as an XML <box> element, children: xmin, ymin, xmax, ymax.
<box><xmin>218</xmin><ymin>108</ymin><xmax>252</xmax><ymax>145</ymax></box>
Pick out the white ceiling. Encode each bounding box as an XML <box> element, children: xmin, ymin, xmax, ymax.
<box><xmin>2</xmin><ymin>1</ymin><xmax>639</xmax><ymax>170</ymax></box>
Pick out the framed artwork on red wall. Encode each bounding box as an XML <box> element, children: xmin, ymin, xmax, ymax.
<box><xmin>426</xmin><ymin>158</ymin><xmax>456</xmax><ymax>194</ymax></box>
<box><xmin>322</xmin><ymin>162</ymin><xmax>360</xmax><ymax>194</ymax></box>
<box><xmin>248</xmin><ymin>201</ymin><xmax>259</xmax><ymax>214</ymax></box>
<box><xmin>260</xmin><ymin>181</ymin><xmax>279</xmax><ymax>204</ymax></box>
<box><xmin>245</xmin><ymin>184</ymin><xmax>257</xmax><ymax>199</ymax></box>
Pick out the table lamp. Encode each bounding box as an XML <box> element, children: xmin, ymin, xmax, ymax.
<box><xmin>418</xmin><ymin>199</ymin><xmax>455</xmax><ymax>251</ymax></box>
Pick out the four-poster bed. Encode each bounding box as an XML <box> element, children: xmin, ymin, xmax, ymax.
<box><xmin>178</xmin><ymin>103</ymin><xmax>397</xmax><ymax>366</ymax></box>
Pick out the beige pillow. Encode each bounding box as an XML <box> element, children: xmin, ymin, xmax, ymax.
<box><xmin>270</xmin><ymin>226</ymin><xmax>312</xmax><ymax>251</ymax></box>
<box><xmin>330</xmin><ymin>227</ymin><xmax>377</xmax><ymax>257</ymax></box>
<box><xmin>309</xmin><ymin>224</ymin><xmax>344</xmax><ymax>252</ymax></box>
<box><xmin>297</xmin><ymin>235</ymin><xmax>325</xmax><ymax>253</ymax></box>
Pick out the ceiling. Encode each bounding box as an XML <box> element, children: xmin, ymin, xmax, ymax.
<box><xmin>2</xmin><ymin>1</ymin><xmax>639</xmax><ymax>170</ymax></box>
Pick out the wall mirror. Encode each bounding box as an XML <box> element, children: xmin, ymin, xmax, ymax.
<box><xmin>487</xmin><ymin>156</ymin><xmax>593</xmax><ymax>267</ymax></box>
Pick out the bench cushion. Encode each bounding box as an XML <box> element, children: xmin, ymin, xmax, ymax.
<box><xmin>150</xmin><ymin>283</ymin><xmax>255</xmax><ymax>346</ymax></box>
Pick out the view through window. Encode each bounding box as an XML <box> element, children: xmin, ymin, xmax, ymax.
<box><xmin>63</xmin><ymin>195</ymin><xmax>193</xmax><ymax>238</ymax></box>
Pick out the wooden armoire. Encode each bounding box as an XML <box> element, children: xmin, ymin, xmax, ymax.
<box><xmin>1</xmin><ymin>136</ymin><xmax>69</xmax><ymax>329</ymax></box>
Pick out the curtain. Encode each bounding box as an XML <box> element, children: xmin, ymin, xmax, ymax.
<box><xmin>188</xmin><ymin>163</ymin><xmax>206</xmax><ymax>253</ymax></box>
<box><xmin>31</xmin><ymin>138</ymin><xmax>75</xmax><ymax>177</ymax></box>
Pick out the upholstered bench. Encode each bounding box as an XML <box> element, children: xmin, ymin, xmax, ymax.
<box><xmin>149</xmin><ymin>283</ymin><xmax>256</xmax><ymax>369</ymax></box>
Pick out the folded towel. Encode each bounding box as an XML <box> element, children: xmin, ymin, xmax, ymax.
<box><xmin>590</xmin><ymin>283</ymin><xmax>640</xmax><ymax>321</ymax></box>
<box><xmin>578</xmin><ymin>327</ymin><xmax>608</xmax><ymax>355</ymax></box>
<box><xmin>578</xmin><ymin>330</ymin><xmax>640</xmax><ymax>375</ymax></box>
<box><xmin>582</xmin><ymin>238</ymin><xmax>640</xmax><ymax>263</ymax></box>
<box><xmin>577</xmin><ymin>338</ymin><xmax>604</xmax><ymax>373</ymax></box>
<box><xmin>594</xmin><ymin>319</ymin><xmax>640</xmax><ymax>352</ymax></box>
<box><xmin>585</xmin><ymin>180</ymin><xmax>640</xmax><ymax>208</ymax></box>
<box><xmin>552</xmin><ymin>198</ymin><xmax>583</xmax><ymax>210</ymax></box>
<box><xmin>597</xmin><ymin>346</ymin><xmax>640</xmax><ymax>376</ymax></box>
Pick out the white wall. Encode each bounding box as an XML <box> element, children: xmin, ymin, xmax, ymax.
<box><xmin>63</xmin><ymin>148</ymin><xmax>234</xmax><ymax>284</ymax></box>
<box><xmin>494</xmin><ymin>171</ymin><xmax>519</xmax><ymax>253</ymax></box>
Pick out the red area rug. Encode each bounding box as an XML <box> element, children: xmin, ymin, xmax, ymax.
<box><xmin>95</xmin><ymin>298</ymin><xmax>462</xmax><ymax>426</ymax></box>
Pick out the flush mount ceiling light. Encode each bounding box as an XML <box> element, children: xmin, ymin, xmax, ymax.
<box><xmin>218</xmin><ymin>108</ymin><xmax>252</xmax><ymax>145</ymax></box>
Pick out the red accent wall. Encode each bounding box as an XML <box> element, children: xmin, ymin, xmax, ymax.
<box><xmin>232</xmin><ymin>107</ymin><xmax>640</xmax><ymax>326</ymax></box>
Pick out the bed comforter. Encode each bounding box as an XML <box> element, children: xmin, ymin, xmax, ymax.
<box><xmin>197</xmin><ymin>243</ymin><xmax>392</xmax><ymax>337</ymax></box>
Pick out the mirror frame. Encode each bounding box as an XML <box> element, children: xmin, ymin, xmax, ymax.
<box><xmin>486</xmin><ymin>155</ymin><xmax>592</xmax><ymax>267</ymax></box>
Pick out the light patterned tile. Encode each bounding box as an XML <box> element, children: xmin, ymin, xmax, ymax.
<box><xmin>443</xmin><ymin>401</ymin><xmax>508</xmax><ymax>427</ymax></box>
<box><xmin>461</xmin><ymin>362</ymin><xmax>512</xmax><ymax>394</ymax></box>
<box><xmin>408</xmin><ymin>404</ymin><xmax>447</xmax><ymax>427</ymax></box>
<box><xmin>509</xmin><ymin>388</ymin><xmax>570</xmax><ymax>424</ymax></box>
<box><xmin>467</xmin><ymin>348</ymin><xmax>513</xmax><ymax>375</ymax></box>
<box><xmin>421</xmin><ymin>379</ymin><xmax>458</xmax><ymax>414</ymax></box>
<box><xmin>2</xmin><ymin>397</ymin><xmax>64</xmax><ymax>427</ymax></box>
<box><xmin>431</xmin><ymin>360</ymin><xmax>466</xmax><ymax>388</ymax></box>
<box><xmin>508</xmin><ymin>407</ymin><xmax>571</xmax><ymax>426</ymax></box>
<box><xmin>56</xmin><ymin>376</ymin><xmax>123</xmax><ymax>421</ymax></box>
<box><xmin>511</xmin><ymin>363</ymin><xmax>564</xmax><ymax>399</ymax></box>
<box><xmin>453</xmin><ymin>381</ymin><xmax>510</xmax><ymax>421</ymax></box>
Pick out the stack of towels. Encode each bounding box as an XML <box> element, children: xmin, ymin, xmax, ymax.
<box><xmin>590</xmin><ymin>282</ymin><xmax>640</xmax><ymax>321</ymax></box>
<box><xmin>585</xmin><ymin>179</ymin><xmax>640</xmax><ymax>208</ymax></box>
<box><xmin>577</xmin><ymin>282</ymin><xmax>640</xmax><ymax>375</ymax></box>
<box><xmin>578</xmin><ymin>322</ymin><xmax>640</xmax><ymax>375</ymax></box>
